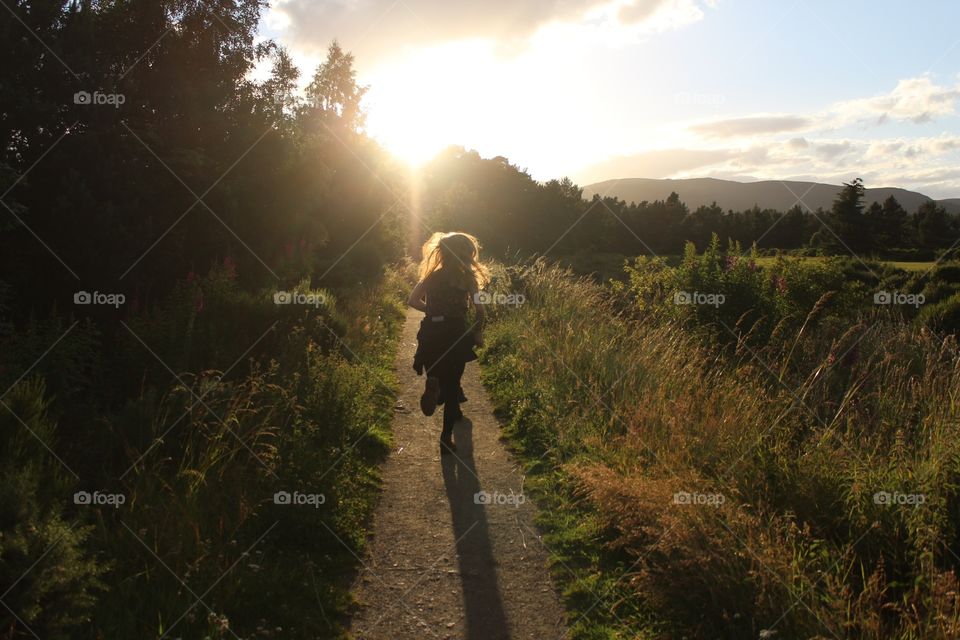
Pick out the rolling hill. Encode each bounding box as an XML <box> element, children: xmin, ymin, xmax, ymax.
<box><xmin>582</xmin><ymin>177</ymin><xmax>960</xmax><ymax>215</ymax></box>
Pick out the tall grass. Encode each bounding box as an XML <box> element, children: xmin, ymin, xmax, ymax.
<box><xmin>0</xmin><ymin>264</ymin><xmax>407</xmax><ymax>638</ymax></box>
<box><xmin>480</xmin><ymin>260</ymin><xmax>960</xmax><ymax>639</ymax></box>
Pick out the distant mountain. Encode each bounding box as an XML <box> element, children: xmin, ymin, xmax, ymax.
<box><xmin>582</xmin><ymin>177</ymin><xmax>960</xmax><ymax>215</ymax></box>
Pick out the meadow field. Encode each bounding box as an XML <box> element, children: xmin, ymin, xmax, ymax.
<box><xmin>479</xmin><ymin>248</ymin><xmax>960</xmax><ymax>639</ymax></box>
<box><xmin>751</xmin><ymin>255</ymin><xmax>938</xmax><ymax>272</ymax></box>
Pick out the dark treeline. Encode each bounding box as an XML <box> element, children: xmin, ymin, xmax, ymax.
<box><xmin>2</xmin><ymin>0</ymin><xmax>409</xmax><ymax>481</ymax></box>
<box><xmin>2</xmin><ymin>2</ymin><xmax>410</xmax><ymax>637</ymax></box>
<box><xmin>420</xmin><ymin>151</ymin><xmax>960</xmax><ymax>260</ymax></box>
<box><xmin>2</xmin><ymin>0</ymin><xmax>405</xmax><ymax>319</ymax></box>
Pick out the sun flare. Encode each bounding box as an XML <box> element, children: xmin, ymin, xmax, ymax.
<box><xmin>362</xmin><ymin>41</ymin><xmax>499</xmax><ymax>167</ymax></box>
<box><xmin>365</xmin><ymin>98</ymin><xmax>453</xmax><ymax>166</ymax></box>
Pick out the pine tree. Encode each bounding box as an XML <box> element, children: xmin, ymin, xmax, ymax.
<box><xmin>878</xmin><ymin>195</ymin><xmax>909</xmax><ymax>249</ymax></box>
<box><xmin>828</xmin><ymin>178</ymin><xmax>870</xmax><ymax>254</ymax></box>
<box><xmin>917</xmin><ymin>200</ymin><xmax>952</xmax><ymax>248</ymax></box>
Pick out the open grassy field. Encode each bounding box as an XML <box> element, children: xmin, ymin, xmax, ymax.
<box><xmin>480</xmin><ymin>257</ymin><xmax>960</xmax><ymax>639</ymax></box>
<box><xmin>751</xmin><ymin>255</ymin><xmax>937</xmax><ymax>272</ymax></box>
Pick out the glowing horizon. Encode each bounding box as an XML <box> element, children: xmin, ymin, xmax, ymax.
<box><xmin>260</xmin><ymin>0</ymin><xmax>960</xmax><ymax>198</ymax></box>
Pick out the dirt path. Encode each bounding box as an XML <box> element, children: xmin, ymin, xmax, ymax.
<box><xmin>348</xmin><ymin>309</ymin><xmax>567</xmax><ymax>639</ymax></box>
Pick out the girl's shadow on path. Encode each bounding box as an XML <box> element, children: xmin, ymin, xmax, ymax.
<box><xmin>440</xmin><ymin>417</ymin><xmax>511</xmax><ymax>640</ymax></box>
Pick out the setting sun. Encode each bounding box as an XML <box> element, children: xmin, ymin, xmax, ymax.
<box><xmin>363</xmin><ymin>41</ymin><xmax>496</xmax><ymax>166</ymax></box>
<box><xmin>364</xmin><ymin>94</ymin><xmax>450</xmax><ymax>166</ymax></box>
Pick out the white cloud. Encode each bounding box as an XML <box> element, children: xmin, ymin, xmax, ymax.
<box><xmin>833</xmin><ymin>76</ymin><xmax>960</xmax><ymax>126</ymax></box>
<box><xmin>864</xmin><ymin>135</ymin><xmax>960</xmax><ymax>161</ymax></box>
<box><xmin>689</xmin><ymin>115</ymin><xmax>812</xmax><ymax>139</ymax></box>
<box><xmin>787</xmin><ymin>137</ymin><xmax>809</xmax><ymax>149</ymax></box>
<box><xmin>265</xmin><ymin>0</ymin><xmax>715</xmax><ymax>64</ymax></box>
<box><xmin>616</xmin><ymin>0</ymin><xmax>710</xmax><ymax>29</ymax></box>
<box><xmin>688</xmin><ymin>76</ymin><xmax>960</xmax><ymax>143</ymax></box>
<box><xmin>813</xmin><ymin>140</ymin><xmax>855</xmax><ymax>161</ymax></box>
<box><xmin>656</xmin><ymin>76</ymin><xmax>960</xmax><ymax>195</ymax></box>
<box><xmin>573</xmin><ymin>147</ymin><xmax>734</xmax><ymax>183</ymax></box>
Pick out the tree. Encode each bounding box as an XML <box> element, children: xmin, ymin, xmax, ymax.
<box><xmin>260</xmin><ymin>44</ymin><xmax>301</xmax><ymax>133</ymax></box>
<box><xmin>827</xmin><ymin>178</ymin><xmax>870</xmax><ymax>254</ymax></box>
<box><xmin>304</xmin><ymin>41</ymin><xmax>368</xmax><ymax>131</ymax></box>
<box><xmin>916</xmin><ymin>200</ymin><xmax>952</xmax><ymax>248</ymax></box>
<box><xmin>865</xmin><ymin>195</ymin><xmax>909</xmax><ymax>251</ymax></box>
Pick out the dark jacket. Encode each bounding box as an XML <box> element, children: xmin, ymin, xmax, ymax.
<box><xmin>413</xmin><ymin>270</ymin><xmax>479</xmax><ymax>375</ymax></box>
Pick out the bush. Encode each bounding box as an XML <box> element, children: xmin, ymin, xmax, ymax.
<box><xmin>78</xmin><ymin>266</ymin><xmax>405</xmax><ymax>639</ymax></box>
<box><xmin>918</xmin><ymin>292</ymin><xmax>960</xmax><ymax>334</ymax></box>
<box><xmin>619</xmin><ymin>239</ymin><xmax>865</xmax><ymax>347</ymax></box>
<box><xmin>0</xmin><ymin>264</ymin><xmax>404</xmax><ymax>639</ymax></box>
<box><xmin>0</xmin><ymin>379</ymin><xmax>104</xmax><ymax>638</ymax></box>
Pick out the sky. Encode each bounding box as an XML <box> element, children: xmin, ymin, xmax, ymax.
<box><xmin>257</xmin><ymin>0</ymin><xmax>960</xmax><ymax>198</ymax></box>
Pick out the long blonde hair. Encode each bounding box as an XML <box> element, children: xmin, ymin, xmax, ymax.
<box><xmin>419</xmin><ymin>232</ymin><xmax>490</xmax><ymax>290</ymax></box>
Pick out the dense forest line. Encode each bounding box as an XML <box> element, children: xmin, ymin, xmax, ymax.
<box><xmin>2</xmin><ymin>2</ymin><xmax>410</xmax><ymax>637</ymax></box>
<box><xmin>418</xmin><ymin>152</ymin><xmax>960</xmax><ymax>262</ymax></box>
<box><xmin>2</xmin><ymin>1</ymin><xmax>406</xmax><ymax>311</ymax></box>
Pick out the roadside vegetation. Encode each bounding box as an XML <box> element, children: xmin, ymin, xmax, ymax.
<box><xmin>480</xmin><ymin>252</ymin><xmax>960</xmax><ymax>639</ymax></box>
<box><xmin>1</xmin><ymin>264</ymin><xmax>406</xmax><ymax>638</ymax></box>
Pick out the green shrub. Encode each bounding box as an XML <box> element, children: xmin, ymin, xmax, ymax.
<box><xmin>83</xmin><ymin>266</ymin><xmax>405</xmax><ymax>639</ymax></box>
<box><xmin>620</xmin><ymin>239</ymin><xmax>866</xmax><ymax>347</ymax></box>
<box><xmin>918</xmin><ymin>292</ymin><xmax>960</xmax><ymax>334</ymax></box>
<box><xmin>0</xmin><ymin>379</ymin><xmax>104</xmax><ymax>638</ymax></box>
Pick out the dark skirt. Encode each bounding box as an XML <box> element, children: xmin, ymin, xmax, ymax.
<box><xmin>413</xmin><ymin>316</ymin><xmax>478</xmax><ymax>377</ymax></box>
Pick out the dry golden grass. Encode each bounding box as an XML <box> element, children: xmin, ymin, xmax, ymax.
<box><xmin>481</xmin><ymin>260</ymin><xmax>960</xmax><ymax>639</ymax></box>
